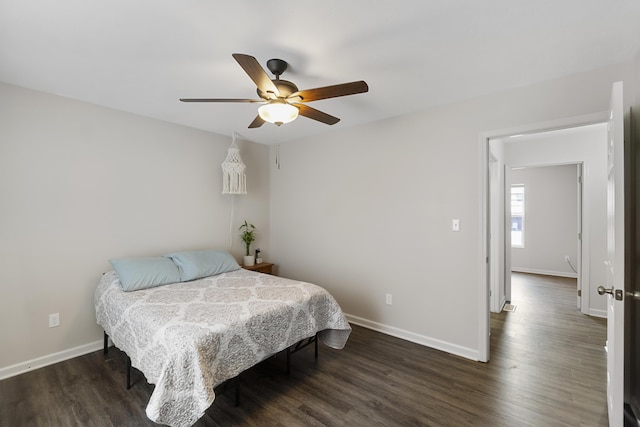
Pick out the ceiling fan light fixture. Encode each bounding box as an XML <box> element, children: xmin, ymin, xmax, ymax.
<box><xmin>258</xmin><ymin>100</ymin><xmax>298</xmax><ymax>126</ymax></box>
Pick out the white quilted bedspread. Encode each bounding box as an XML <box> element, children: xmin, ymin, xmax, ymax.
<box><xmin>94</xmin><ymin>268</ymin><xmax>351</xmax><ymax>427</ymax></box>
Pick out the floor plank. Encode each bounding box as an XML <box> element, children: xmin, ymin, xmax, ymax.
<box><xmin>0</xmin><ymin>273</ymin><xmax>607</xmax><ymax>426</ymax></box>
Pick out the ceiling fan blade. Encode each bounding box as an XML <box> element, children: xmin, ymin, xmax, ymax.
<box><xmin>290</xmin><ymin>80</ymin><xmax>368</xmax><ymax>103</ymax></box>
<box><xmin>248</xmin><ymin>115</ymin><xmax>265</xmax><ymax>128</ymax></box>
<box><xmin>295</xmin><ymin>104</ymin><xmax>340</xmax><ymax>125</ymax></box>
<box><xmin>179</xmin><ymin>98</ymin><xmax>263</xmax><ymax>103</ymax></box>
<box><xmin>232</xmin><ymin>53</ymin><xmax>279</xmax><ymax>96</ymax></box>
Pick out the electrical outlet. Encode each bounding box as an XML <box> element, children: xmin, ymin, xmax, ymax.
<box><xmin>564</xmin><ymin>255</ymin><xmax>570</xmax><ymax>262</ymax></box>
<box><xmin>49</xmin><ymin>313</ymin><xmax>60</xmax><ymax>328</ymax></box>
<box><xmin>385</xmin><ymin>293</ymin><xmax>393</xmax><ymax>305</ymax></box>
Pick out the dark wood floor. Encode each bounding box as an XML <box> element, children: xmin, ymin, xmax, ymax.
<box><xmin>0</xmin><ymin>273</ymin><xmax>608</xmax><ymax>426</ymax></box>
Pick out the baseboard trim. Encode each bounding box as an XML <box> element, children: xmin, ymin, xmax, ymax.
<box><xmin>344</xmin><ymin>313</ymin><xmax>480</xmax><ymax>362</ymax></box>
<box><xmin>511</xmin><ymin>267</ymin><xmax>577</xmax><ymax>279</ymax></box>
<box><xmin>0</xmin><ymin>340</ymin><xmax>103</xmax><ymax>381</ymax></box>
<box><xmin>589</xmin><ymin>308</ymin><xmax>607</xmax><ymax>319</ymax></box>
<box><xmin>2</xmin><ymin>318</ymin><xmax>485</xmax><ymax>381</ymax></box>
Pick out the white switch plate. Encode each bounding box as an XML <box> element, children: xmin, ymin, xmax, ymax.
<box><xmin>49</xmin><ymin>313</ymin><xmax>60</xmax><ymax>328</ymax></box>
<box><xmin>385</xmin><ymin>293</ymin><xmax>392</xmax><ymax>305</ymax></box>
<box><xmin>452</xmin><ymin>219</ymin><xmax>460</xmax><ymax>231</ymax></box>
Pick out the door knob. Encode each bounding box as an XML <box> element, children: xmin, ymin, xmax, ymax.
<box><xmin>598</xmin><ymin>286</ymin><xmax>625</xmax><ymax>301</ymax></box>
<box><xmin>597</xmin><ymin>285</ymin><xmax>613</xmax><ymax>295</ymax></box>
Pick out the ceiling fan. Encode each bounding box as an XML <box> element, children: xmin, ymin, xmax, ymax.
<box><xmin>180</xmin><ymin>53</ymin><xmax>369</xmax><ymax>128</ymax></box>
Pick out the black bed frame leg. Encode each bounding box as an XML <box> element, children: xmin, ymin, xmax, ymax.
<box><xmin>235</xmin><ymin>376</ymin><xmax>241</xmax><ymax>407</ymax></box>
<box><xmin>286</xmin><ymin>348</ymin><xmax>291</xmax><ymax>375</ymax></box>
<box><xmin>285</xmin><ymin>333</ymin><xmax>319</xmax><ymax>375</ymax></box>
<box><xmin>314</xmin><ymin>333</ymin><xmax>318</xmax><ymax>359</ymax></box>
<box><xmin>103</xmin><ymin>330</ymin><xmax>133</xmax><ymax>391</ymax></box>
<box><xmin>126</xmin><ymin>355</ymin><xmax>132</xmax><ymax>390</ymax></box>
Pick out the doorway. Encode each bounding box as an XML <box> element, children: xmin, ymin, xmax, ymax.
<box><xmin>487</xmin><ymin>123</ymin><xmax>608</xmax><ymax>318</ymax></box>
<box><xmin>478</xmin><ymin>114</ymin><xmax>609</xmax><ymax>362</ymax></box>
<box><xmin>503</xmin><ymin>163</ymin><xmax>582</xmax><ymax>312</ymax></box>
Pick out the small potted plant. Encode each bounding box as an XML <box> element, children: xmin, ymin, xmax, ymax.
<box><xmin>239</xmin><ymin>220</ymin><xmax>256</xmax><ymax>266</ymax></box>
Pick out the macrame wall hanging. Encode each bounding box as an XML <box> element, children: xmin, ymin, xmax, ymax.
<box><xmin>221</xmin><ymin>132</ymin><xmax>247</xmax><ymax>195</ymax></box>
<box><xmin>222</xmin><ymin>132</ymin><xmax>247</xmax><ymax>251</ymax></box>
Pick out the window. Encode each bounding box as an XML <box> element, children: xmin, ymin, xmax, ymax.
<box><xmin>511</xmin><ymin>184</ymin><xmax>525</xmax><ymax>248</ymax></box>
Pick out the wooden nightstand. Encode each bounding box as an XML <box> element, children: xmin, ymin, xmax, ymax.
<box><xmin>243</xmin><ymin>262</ymin><xmax>274</xmax><ymax>275</ymax></box>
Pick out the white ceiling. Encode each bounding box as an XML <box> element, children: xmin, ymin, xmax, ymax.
<box><xmin>1</xmin><ymin>0</ymin><xmax>639</xmax><ymax>145</ymax></box>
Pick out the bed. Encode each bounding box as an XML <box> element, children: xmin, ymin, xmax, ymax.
<box><xmin>94</xmin><ymin>252</ymin><xmax>351</xmax><ymax>427</ymax></box>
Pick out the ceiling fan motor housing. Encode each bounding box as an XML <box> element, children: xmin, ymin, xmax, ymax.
<box><xmin>256</xmin><ymin>58</ymin><xmax>299</xmax><ymax>99</ymax></box>
<box><xmin>257</xmin><ymin>79</ymin><xmax>298</xmax><ymax>99</ymax></box>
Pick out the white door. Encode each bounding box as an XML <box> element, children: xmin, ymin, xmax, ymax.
<box><xmin>489</xmin><ymin>152</ymin><xmax>503</xmax><ymax>312</ymax></box>
<box><xmin>576</xmin><ymin>164</ymin><xmax>583</xmax><ymax>309</ymax></box>
<box><xmin>602</xmin><ymin>81</ymin><xmax>625</xmax><ymax>427</ymax></box>
<box><xmin>504</xmin><ymin>166</ymin><xmax>512</xmax><ymax>304</ymax></box>
<box><xmin>488</xmin><ymin>140</ymin><xmax>509</xmax><ymax>313</ymax></box>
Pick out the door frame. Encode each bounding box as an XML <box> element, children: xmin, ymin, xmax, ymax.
<box><xmin>478</xmin><ymin>111</ymin><xmax>608</xmax><ymax>362</ymax></box>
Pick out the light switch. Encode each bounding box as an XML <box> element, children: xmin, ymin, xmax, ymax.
<box><xmin>452</xmin><ymin>219</ymin><xmax>460</xmax><ymax>232</ymax></box>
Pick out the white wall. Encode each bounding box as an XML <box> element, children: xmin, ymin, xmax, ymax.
<box><xmin>510</xmin><ymin>165</ymin><xmax>578</xmax><ymax>277</ymax></box>
<box><xmin>2</xmin><ymin>57</ymin><xmax>637</xmax><ymax>373</ymax></box>
<box><xmin>0</xmin><ymin>83</ymin><xmax>270</xmax><ymax>375</ymax></box>
<box><xmin>270</xmin><ymin>61</ymin><xmax>634</xmax><ymax>359</ymax></box>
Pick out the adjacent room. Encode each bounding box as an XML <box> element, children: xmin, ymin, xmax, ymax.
<box><xmin>1</xmin><ymin>1</ymin><xmax>640</xmax><ymax>426</ymax></box>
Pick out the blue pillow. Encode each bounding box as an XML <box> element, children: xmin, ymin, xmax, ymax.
<box><xmin>165</xmin><ymin>250</ymin><xmax>240</xmax><ymax>281</ymax></box>
<box><xmin>109</xmin><ymin>257</ymin><xmax>182</xmax><ymax>291</ymax></box>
